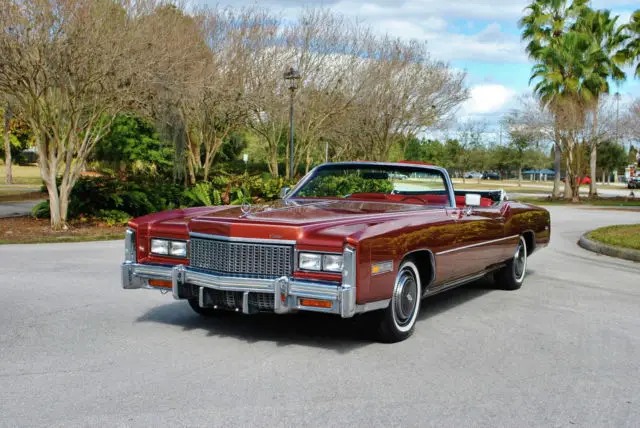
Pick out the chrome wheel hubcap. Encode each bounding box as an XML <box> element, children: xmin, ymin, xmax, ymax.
<box><xmin>394</xmin><ymin>270</ymin><xmax>418</xmax><ymax>326</ymax></box>
<box><xmin>514</xmin><ymin>241</ymin><xmax>526</xmax><ymax>281</ymax></box>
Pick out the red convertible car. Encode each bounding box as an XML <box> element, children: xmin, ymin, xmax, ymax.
<box><xmin>122</xmin><ymin>161</ymin><xmax>550</xmax><ymax>342</ymax></box>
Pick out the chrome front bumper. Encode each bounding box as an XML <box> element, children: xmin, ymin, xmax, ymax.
<box><xmin>120</xmin><ymin>261</ymin><xmax>387</xmax><ymax>318</ymax></box>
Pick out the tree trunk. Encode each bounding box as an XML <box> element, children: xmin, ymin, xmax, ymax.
<box><xmin>186</xmin><ymin>155</ymin><xmax>196</xmax><ymax>185</ymax></box>
<box><xmin>589</xmin><ymin>142</ymin><xmax>597</xmax><ymax>198</ymax></box>
<box><xmin>46</xmin><ymin>183</ymin><xmax>63</xmax><ymax>230</ymax></box>
<box><xmin>601</xmin><ymin>170</ymin><xmax>605</xmax><ymax>185</ymax></box>
<box><xmin>553</xmin><ymin>141</ymin><xmax>561</xmax><ymax>198</ymax></box>
<box><xmin>588</xmin><ymin>106</ymin><xmax>598</xmax><ymax>198</ymax></box>
<box><xmin>3</xmin><ymin>104</ymin><xmax>12</xmax><ymax>185</ymax></box>
<box><xmin>563</xmin><ymin>153</ymin><xmax>573</xmax><ymax>200</ymax></box>
<box><xmin>268</xmin><ymin>141</ymin><xmax>279</xmax><ymax>177</ymax></box>
<box><xmin>203</xmin><ymin>147</ymin><xmax>214</xmax><ymax>182</ymax></box>
<box><xmin>518</xmin><ymin>167</ymin><xmax>522</xmax><ymax>187</ymax></box>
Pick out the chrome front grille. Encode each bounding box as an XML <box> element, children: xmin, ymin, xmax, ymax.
<box><xmin>189</xmin><ymin>237</ymin><xmax>293</xmax><ymax>277</ymax></box>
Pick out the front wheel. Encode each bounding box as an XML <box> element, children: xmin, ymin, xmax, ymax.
<box><xmin>371</xmin><ymin>260</ymin><xmax>422</xmax><ymax>343</ymax></box>
<box><xmin>495</xmin><ymin>235</ymin><xmax>527</xmax><ymax>290</ymax></box>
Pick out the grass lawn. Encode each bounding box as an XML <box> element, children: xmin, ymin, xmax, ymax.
<box><xmin>0</xmin><ymin>216</ymin><xmax>125</xmax><ymax>245</ymax></box>
<box><xmin>0</xmin><ymin>161</ymin><xmax>42</xmax><ymax>186</ymax></box>
<box><xmin>515</xmin><ymin>196</ymin><xmax>640</xmax><ymax>207</ymax></box>
<box><xmin>588</xmin><ymin>224</ymin><xmax>640</xmax><ymax>251</ymax></box>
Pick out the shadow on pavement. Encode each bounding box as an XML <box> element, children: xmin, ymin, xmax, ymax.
<box><xmin>417</xmin><ymin>277</ymin><xmax>495</xmax><ymax>322</ymax></box>
<box><xmin>135</xmin><ymin>278</ymin><xmax>497</xmax><ymax>351</ymax></box>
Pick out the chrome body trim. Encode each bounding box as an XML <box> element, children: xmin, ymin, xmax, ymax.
<box><xmin>124</xmin><ymin>228</ymin><xmax>136</xmax><ymax>263</ymax></box>
<box><xmin>189</xmin><ymin>232</ymin><xmax>297</xmax><ymax>246</ymax></box>
<box><xmin>121</xmin><ymin>244</ymin><xmax>383</xmax><ymax>318</ymax></box>
<box><xmin>434</xmin><ymin>235</ymin><xmax>519</xmax><ymax>255</ymax></box>
<box><xmin>285</xmin><ymin>161</ymin><xmax>458</xmax><ymax>209</ymax></box>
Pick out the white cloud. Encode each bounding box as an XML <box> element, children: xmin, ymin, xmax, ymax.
<box><xmin>463</xmin><ymin>84</ymin><xmax>517</xmax><ymax>115</ymax></box>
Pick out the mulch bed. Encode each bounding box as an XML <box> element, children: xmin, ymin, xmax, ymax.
<box><xmin>0</xmin><ymin>216</ymin><xmax>126</xmax><ymax>244</ymax></box>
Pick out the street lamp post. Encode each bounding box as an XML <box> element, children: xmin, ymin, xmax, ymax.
<box><xmin>283</xmin><ymin>66</ymin><xmax>301</xmax><ymax>179</ymax></box>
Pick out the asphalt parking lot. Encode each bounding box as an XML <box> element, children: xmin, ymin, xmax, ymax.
<box><xmin>1</xmin><ymin>206</ymin><xmax>639</xmax><ymax>427</ymax></box>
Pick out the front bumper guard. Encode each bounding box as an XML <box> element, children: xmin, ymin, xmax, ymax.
<box><xmin>121</xmin><ymin>262</ymin><xmax>387</xmax><ymax>318</ymax></box>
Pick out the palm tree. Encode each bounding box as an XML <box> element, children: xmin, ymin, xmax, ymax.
<box><xmin>519</xmin><ymin>0</ymin><xmax>589</xmax><ymax>198</ymax></box>
<box><xmin>530</xmin><ymin>30</ymin><xmax>599</xmax><ymax>201</ymax></box>
<box><xmin>618</xmin><ymin>10</ymin><xmax>640</xmax><ymax>78</ymax></box>
<box><xmin>574</xmin><ymin>9</ymin><xmax>628</xmax><ymax>197</ymax></box>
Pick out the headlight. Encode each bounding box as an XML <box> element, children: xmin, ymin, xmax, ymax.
<box><xmin>169</xmin><ymin>241</ymin><xmax>187</xmax><ymax>257</ymax></box>
<box><xmin>150</xmin><ymin>239</ymin><xmax>169</xmax><ymax>255</ymax></box>
<box><xmin>322</xmin><ymin>254</ymin><xmax>344</xmax><ymax>272</ymax></box>
<box><xmin>150</xmin><ymin>238</ymin><xmax>188</xmax><ymax>257</ymax></box>
<box><xmin>299</xmin><ymin>253</ymin><xmax>322</xmax><ymax>271</ymax></box>
<box><xmin>298</xmin><ymin>252</ymin><xmax>344</xmax><ymax>273</ymax></box>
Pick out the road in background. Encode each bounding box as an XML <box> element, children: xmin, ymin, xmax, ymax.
<box><xmin>0</xmin><ymin>200</ymin><xmax>41</xmax><ymax>218</ymax></box>
<box><xmin>1</xmin><ymin>206</ymin><xmax>639</xmax><ymax>427</ymax></box>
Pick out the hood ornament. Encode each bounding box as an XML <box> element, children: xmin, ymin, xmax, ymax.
<box><xmin>240</xmin><ymin>201</ymin><xmax>252</xmax><ymax>217</ymax></box>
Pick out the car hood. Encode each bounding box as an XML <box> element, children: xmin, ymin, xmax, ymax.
<box><xmin>134</xmin><ymin>198</ymin><xmax>437</xmax><ymax>250</ymax></box>
<box><xmin>195</xmin><ymin>199</ymin><xmax>425</xmax><ymax>223</ymax></box>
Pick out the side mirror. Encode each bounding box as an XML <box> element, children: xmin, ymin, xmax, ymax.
<box><xmin>464</xmin><ymin>193</ymin><xmax>481</xmax><ymax>215</ymax></box>
<box><xmin>465</xmin><ymin>193</ymin><xmax>481</xmax><ymax>207</ymax></box>
<box><xmin>279</xmin><ymin>186</ymin><xmax>291</xmax><ymax>199</ymax></box>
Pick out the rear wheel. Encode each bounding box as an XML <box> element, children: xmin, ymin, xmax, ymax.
<box><xmin>495</xmin><ymin>235</ymin><xmax>527</xmax><ymax>290</ymax></box>
<box><xmin>372</xmin><ymin>260</ymin><xmax>422</xmax><ymax>343</ymax></box>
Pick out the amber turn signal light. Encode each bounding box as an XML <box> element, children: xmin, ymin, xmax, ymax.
<box><xmin>148</xmin><ymin>280</ymin><xmax>172</xmax><ymax>288</ymax></box>
<box><xmin>299</xmin><ymin>298</ymin><xmax>332</xmax><ymax>308</ymax></box>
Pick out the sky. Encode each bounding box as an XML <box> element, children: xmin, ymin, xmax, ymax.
<box><xmin>193</xmin><ymin>0</ymin><xmax>640</xmax><ymax>133</ymax></box>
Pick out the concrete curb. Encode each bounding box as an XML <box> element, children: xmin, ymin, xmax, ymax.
<box><xmin>578</xmin><ymin>232</ymin><xmax>640</xmax><ymax>263</ymax></box>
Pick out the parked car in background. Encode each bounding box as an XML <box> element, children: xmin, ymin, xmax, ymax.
<box><xmin>121</xmin><ymin>161</ymin><xmax>550</xmax><ymax>343</ymax></box>
<box><xmin>464</xmin><ymin>171</ymin><xmax>483</xmax><ymax>179</ymax></box>
<box><xmin>482</xmin><ymin>171</ymin><xmax>501</xmax><ymax>180</ymax></box>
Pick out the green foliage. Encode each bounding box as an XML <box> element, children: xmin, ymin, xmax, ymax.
<box><xmin>297</xmin><ymin>173</ymin><xmax>394</xmax><ymax>197</ymax></box>
<box><xmin>183</xmin><ymin>182</ymin><xmax>214</xmax><ymax>206</ymax></box>
<box><xmin>598</xmin><ymin>141</ymin><xmax>628</xmax><ymax>172</ymax></box>
<box><xmin>32</xmin><ymin>172</ymin><xmax>297</xmax><ymax>220</ymax></box>
<box><xmin>33</xmin><ymin>176</ymin><xmax>185</xmax><ymax>220</ymax></box>
<box><xmin>0</xmin><ymin>110</ymin><xmax>33</xmax><ymax>164</ymax></box>
<box><xmin>96</xmin><ymin>209</ymin><xmax>131</xmax><ymax>226</ymax></box>
<box><xmin>92</xmin><ymin>113</ymin><xmax>174</xmax><ymax>177</ymax></box>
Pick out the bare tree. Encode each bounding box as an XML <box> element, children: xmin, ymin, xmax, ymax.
<box><xmin>283</xmin><ymin>9</ymin><xmax>375</xmax><ymax>174</ymax></box>
<box><xmin>501</xmin><ymin>109</ymin><xmax>545</xmax><ymax>186</ymax></box>
<box><xmin>507</xmin><ymin>95</ymin><xmax>565</xmax><ymax>196</ymax></box>
<box><xmin>346</xmin><ymin>37</ymin><xmax>468</xmax><ymax>162</ymax></box>
<box><xmin>243</xmin><ymin>9</ymin><xmax>294</xmax><ymax>177</ymax></box>
<box><xmin>0</xmin><ymin>0</ymin><xmax>196</xmax><ymax>229</ymax></box>
<box><xmin>622</xmin><ymin>99</ymin><xmax>640</xmax><ymax>144</ymax></box>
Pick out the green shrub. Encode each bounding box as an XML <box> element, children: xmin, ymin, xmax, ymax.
<box><xmin>96</xmin><ymin>209</ymin><xmax>131</xmax><ymax>226</ymax></box>
<box><xmin>32</xmin><ymin>173</ymin><xmax>296</xmax><ymax>221</ymax></box>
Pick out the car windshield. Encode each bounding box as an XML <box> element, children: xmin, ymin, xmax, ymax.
<box><xmin>290</xmin><ymin>163</ymin><xmax>451</xmax><ymax>206</ymax></box>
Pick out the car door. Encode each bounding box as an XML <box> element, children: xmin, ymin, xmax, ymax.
<box><xmin>432</xmin><ymin>204</ymin><xmax>506</xmax><ymax>286</ymax></box>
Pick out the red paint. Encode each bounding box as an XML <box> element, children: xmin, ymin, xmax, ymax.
<box><xmin>128</xmin><ymin>181</ymin><xmax>550</xmax><ymax>305</ymax></box>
